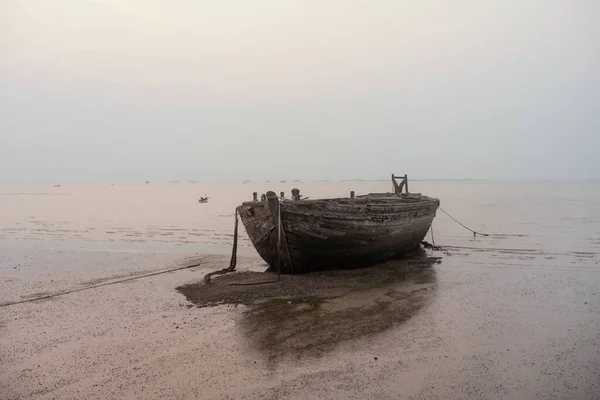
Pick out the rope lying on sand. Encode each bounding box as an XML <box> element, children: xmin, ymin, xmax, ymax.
<box><xmin>0</xmin><ymin>260</ymin><xmax>212</xmax><ymax>309</ymax></box>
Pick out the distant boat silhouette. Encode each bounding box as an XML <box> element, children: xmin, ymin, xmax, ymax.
<box><xmin>198</xmin><ymin>196</ymin><xmax>209</xmax><ymax>203</ymax></box>
<box><xmin>53</xmin><ymin>185</ymin><xmax>60</xmax><ymax>187</ymax></box>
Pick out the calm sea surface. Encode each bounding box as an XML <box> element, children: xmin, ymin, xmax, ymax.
<box><xmin>1</xmin><ymin>180</ymin><xmax>599</xmax><ymax>258</ymax></box>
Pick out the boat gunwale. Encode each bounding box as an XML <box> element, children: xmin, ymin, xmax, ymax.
<box><xmin>239</xmin><ymin>206</ymin><xmax>438</xmax><ymax>224</ymax></box>
<box><xmin>241</xmin><ymin>195</ymin><xmax>439</xmax><ymax>208</ymax></box>
<box><xmin>282</xmin><ymin>209</ymin><xmax>438</xmax><ymax>223</ymax></box>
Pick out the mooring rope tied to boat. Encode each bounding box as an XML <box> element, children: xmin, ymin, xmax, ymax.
<box><xmin>438</xmin><ymin>207</ymin><xmax>489</xmax><ymax>237</ymax></box>
<box><xmin>276</xmin><ymin>198</ymin><xmax>282</xmax><ymax>281</ymax></box>
<box><xmin>438</xmin><ymin>207</ymin><xmax>525</xmax><ymax>238</ymax></box>
<box><xmin>205</xmin><ymin>201</ymin><xmax>284</xmax><ymax>285</ymax></box>
<box><xmin>203</xmin><ymin>209</ymin><xmax>239</xmax><ymax>283</ymax></box>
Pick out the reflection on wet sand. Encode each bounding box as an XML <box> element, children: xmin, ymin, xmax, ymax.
<box><xmin>178</xmin><ymin>249</ymin><xmax>439</xmax><ymax>360</ymax></box>
<box><xmin>241</xmin><ymin>264</ymin><xmax>437</xmax><ymax>360</ymax></box>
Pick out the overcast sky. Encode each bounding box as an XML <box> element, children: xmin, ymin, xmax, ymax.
<box><xmin>1</xmin><ymin>0</ymin><xmax>598</xmax><ymax>183</ymax></box>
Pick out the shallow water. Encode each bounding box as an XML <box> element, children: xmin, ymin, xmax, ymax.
<box><xmin>1</xmin><ymin>180</ymin><xmax>599</xmax><ymax>255</ymax></box>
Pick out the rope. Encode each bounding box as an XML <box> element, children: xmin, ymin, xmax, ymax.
<box><xmin>243</xmin><ymin>199</ymin><xmax>282</xmax><ymax>284</ymax></box>
<box><xmin>204</xmin><ymin>210</ymin><xmax>239</xmax><ymax>283</ymax></box>
<box><xmin>439</xmin><ymin>207</ymin><xmax>489</xmax><ymax>237</ymax></box>
<box><xmin>230</xmin><ymin>211</ymin><xmax>238</xmax><ymax>269</ymax></box>
<box><xmin>438</xmin><ymin>207</ymin><xmax>525</xmax><ymax>238</ymax></box>
<box><xmin>430</xmin><ymin>221</ymin><xmax>436</xmax><ymax>246</ymax></box>
<box><xmin>0</xmin><ymin>259</ymin><xmax>212</xmax><ymax>308</ymax></box>
<box><xmin>204</xmin><ymin>203</ymin><xmax>283</xmax><ymax>285</ymax></box>
<box><xmin>277</xmin><ymin>199</ymin><xmax>282</xmax><ymax>281</ymax></box>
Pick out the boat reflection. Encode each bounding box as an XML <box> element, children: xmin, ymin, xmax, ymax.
<box><xmin>237</xmin><ymin>249</ymin><xmax>439</xmax><ymax>362</ymax></box>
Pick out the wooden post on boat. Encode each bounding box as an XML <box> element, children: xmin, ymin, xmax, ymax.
<box><xmin>253</xmin><ymin>192</ymin><xmax>258</xmax><ymax>201</ymax></box>
<box><xmin>392</xmin><ymin>174</ymin><xmax>409</xmax><ymax>194</ymax></box>
<box><xmin>280</xmin><ymin>191</ymin><xmax>285</xmax><ymax>200</ymax></box>
<box><xmin>350</xmin><ymin>191</ymin><xmax>355</xmax><ymax>206</ymax></box>
<box><xmin>266</xmin><ymin>191</ymin><xmax>292</xmax><ymax>278</ymax></box>
<box><xmin>291</xmin><ymin>188</ymin><xmax>301</xmax><ymax>201</ymax></box>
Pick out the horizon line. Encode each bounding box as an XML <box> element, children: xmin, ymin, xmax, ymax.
<box><xmin>1</xmin><ymin>177</ymin><xmax>599</xmax><ymax>185</ymax></box>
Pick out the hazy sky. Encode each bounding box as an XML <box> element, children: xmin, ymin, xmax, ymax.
<box><xmin>1</xmin><ymin>0</ymin><xmax>598</xmax><ymax>182</ymax></box>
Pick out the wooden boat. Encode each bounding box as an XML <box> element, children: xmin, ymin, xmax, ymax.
<box><xmin>237</xmin><ymin>174</ymin><xmax>439</xmax><ymax>274</ymax></box>
<box><xmin>198</xmin><ymin>196</ymin><xmax>209</xmax><ymax>203</ymax></box>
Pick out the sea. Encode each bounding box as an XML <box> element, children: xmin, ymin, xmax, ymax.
<box><xmin>1</xmin><ymin>180</ymin><xmax>598</xmax><ymax>258</ymax></box>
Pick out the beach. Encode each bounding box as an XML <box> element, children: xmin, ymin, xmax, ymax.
<box><xmin>1</xmin><ymin>181</ymin><xmax>599</xmax><ymax>399</ymax></box>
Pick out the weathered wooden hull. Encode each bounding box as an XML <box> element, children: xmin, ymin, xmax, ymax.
<box><xmin>237</xmin><ymin>193</ymin><xmax>439</xmax><ymax>274</ymax></box>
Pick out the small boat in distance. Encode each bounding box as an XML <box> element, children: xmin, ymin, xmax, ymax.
<box><xmin>198</xmin><ymin>196</ymin><xmax>209</xmax><ymax>203</ymax></box>
<box><xmin>236</xmin><ymin>174</ymin><xmax>439</xmax><ymax>274</ymax></box>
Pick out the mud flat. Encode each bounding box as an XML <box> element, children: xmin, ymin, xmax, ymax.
<box><xmin>1</xmin><ymin>238</ymin><xmax>599</xmax><ymax>399</ymax></box>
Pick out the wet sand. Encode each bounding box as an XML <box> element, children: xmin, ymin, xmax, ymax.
<box><xmin>1</xmin><ymin>238</ymin><xmax>599</xmax><ymax>399</ymax></box>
